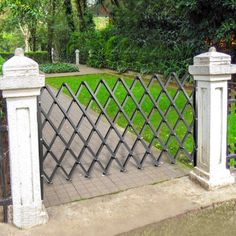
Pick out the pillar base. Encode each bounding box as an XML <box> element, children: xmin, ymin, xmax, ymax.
<box><xmin>13</xmin><ymin>202</ymin><xmax>48</xmax><ymax>229</ymax></box>
<box><xmin>190</xmin><ymin>167</ymin><xmax>235</xmax><ymax>190</ymax></box>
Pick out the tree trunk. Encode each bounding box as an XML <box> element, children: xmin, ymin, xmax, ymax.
<box><xmin>19</xmin><ymin>23</ymin><xmax>31</xmax><ymax>52</ymax></box>
<box><xmin>100</xmin><ymin>0</ymin><xmax>110</xmax><ymax>16</ymax></box>
<box><xmin>47</xmin><ymin>0</ymin><xmax>56</xmax><ymax>62</ymax></box>
<box><xmin>30</xmin><ymin>24</ymin><xmax>37</xmax><ymax>51</ymax></box>
<box><xmin>25</xmin><ymin>38</ymin><xmax>30</xmax><ymax>52</ymax></box>
<box><xmin>64</xmin><ymin>0</ymin><xmax>75</xmax><ymax>32</ymax></box>
<box><xmin>75</xmin><ymin>0</ymin><xmax>86</xmax><ymax>31</ymax></box>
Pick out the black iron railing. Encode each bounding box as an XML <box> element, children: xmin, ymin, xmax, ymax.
<box><xmin>0</xmin><ymin>96</ymin><xmax>11</xmax><ymax>223</ymax></box>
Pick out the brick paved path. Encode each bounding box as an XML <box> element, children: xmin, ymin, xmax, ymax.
<box><xmin>42</xmin><ymin>87</ymin><xmax>189</xmax><ymax>207</ymax></box>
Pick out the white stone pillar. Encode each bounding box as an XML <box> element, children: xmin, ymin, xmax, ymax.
<box><xmin>88</xmin><ymin>50</ymin><xmax>92</xmax><ymax>59</ymax></box>
<box><xmin>51</xmin><ymin>47</ymin><xmax>55</xmax><ymax>63</ymax></box>
<box><xmin>0</xmin><ymin>48</ymin><xmax>48</xmax><ymax>228</ymax></box>
<box><xmin>189</xmin><ymin>47</ymin><xmax>236</xmax><ymax>190</ymax></box>
<box><xmin>75</xmin><ymin>49</ymin><xmax>80</xmax><ymax>66</ymax></box>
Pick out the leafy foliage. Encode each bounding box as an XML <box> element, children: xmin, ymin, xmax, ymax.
<box><xmin>39</xmin><ymin>63</ymin><xmax>79</xmax><ymax>73</ymax></box>
<box><xmin>179</xmin><ymin>0</ymin><xmax>236</xmax><ymax>56</ymax></box>
<box><xmin>68</xmin><ymin>25</ymin><xmax>193</xmax><ymax>76</ymax></box>
<box><xmin>0</xmin><ymin>56</ymin><xmax>5</xmax><ymax>74</ymax></box>
<box><xmin>0</xmin><ymin>0</ymin><xmax>236</xmax><ymax>74</ymax></box>
<box><xmin>75</xmin><ymin>0</ymin><xmax>236</xmax><ymax>75</ymax></box>
<box><xmin>0</xmin><ymin>0</ymin><xmax>45</xmax><ymax>51</ymax></box>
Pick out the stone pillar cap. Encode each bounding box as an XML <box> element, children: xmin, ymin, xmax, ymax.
<box><xmin>189</xmin><ymin>47</ymin><xmax>236</xmax><ymax>77</ymax></box>
<box><xmin>194</xmin><ymin>47</ymin><xmax>231</xmax><ymax>66</ymax></box>
<box><xmin>75</xmin><ymin>49</ymin><xmax>79</xmax><ymax>53</ymax></box>
<box><xmin>3</xmin><ymin>48</ymin><xmax>39</xmax><ymax>76</ymax></box>
<box><xmin>0</xmin><ymin>48</ymin><xmax>45</xmax><ymax>91</ymax></box>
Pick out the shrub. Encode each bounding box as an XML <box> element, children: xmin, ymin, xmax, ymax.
<box><xmin>66</xmin><ymin>30</ymin><xmax>100</xmax><ymax>64</ymax></box>
<box><xmin>39</xmin><ymin>63</ymin><xmax>79</xmax><ymax>74</ymax></box>
<box><xmin>0</xmin><ymin>51</ymin><xmax>49</xmax><ymax>64</ymax></box>
<box><xmin>66</xmin><ymin>23</ymin><xmax>194</xmax><ymax>76</ymax></box>
<box><xmin>84</xmin><ymin>27</ymin><xmax>194</xmax><ymax>77</ymax></box>
<box><xmin>0</xmin><ymin>52</ymin><xmax>14</xmax><ymax>61</ymax></box>
<box><xmin>26</xmin><ymin>51</ymin><xmax>49</xmax><ymax>64</ymax></box>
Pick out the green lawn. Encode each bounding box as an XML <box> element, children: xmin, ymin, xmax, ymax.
<box><xmin>46</xmin><ymin>73</ymin><xmax>195</xmax><ymax>166</ymax></box>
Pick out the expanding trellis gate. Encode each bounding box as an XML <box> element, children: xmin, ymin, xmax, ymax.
<box><xmin>38</xmin><ymin>74</ymin><xmax>196</xmax><ymax>184</ymax></box>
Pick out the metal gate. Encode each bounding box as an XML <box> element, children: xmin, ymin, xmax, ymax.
<box><xmin>0</xmin><ymin>95</ymin><xmax>11</xmax><ymax>223</ymax></box>
<box><xmin>38</xmin><ymin>74</ymin><xmax>196</xmax><ymax>184</ymax></box>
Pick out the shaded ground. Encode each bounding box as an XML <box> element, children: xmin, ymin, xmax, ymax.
<box><xmin>119</xmin><ymin>200</ymin><xmax>236</xmax><ymax>236</ymax></box>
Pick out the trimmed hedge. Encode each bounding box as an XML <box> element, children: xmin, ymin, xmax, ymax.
<box><xmin>39</xmin><ymin>63</ymin><xmax>79</xmax><ymax>74</ymax></box>
<box><xmin>0</xmin><ymin>51</ymin><xmax>49</xmax><ymax>64</ymax></box>
<box><xmin>27</xmin><ymin>51</ymin><xmax>49</xmax><ymax>64</ymax></box>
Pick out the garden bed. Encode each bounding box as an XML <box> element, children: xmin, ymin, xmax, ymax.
<box><xmin>40</xmin><ymin>63</ymin><xmax>79</xmax><ymax>74</ymax></box>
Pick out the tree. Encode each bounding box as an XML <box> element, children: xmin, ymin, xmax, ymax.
<box><xmin>0</xmin><ymin>0</ymin><xmax>43</xmax><ymax>51</ymax></box>
<box><xmin>179</xmin><ymin>0</ymin><xmax>236</xmax><ymax>56</ymax></box>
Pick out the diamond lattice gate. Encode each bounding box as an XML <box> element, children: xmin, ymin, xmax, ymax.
<box><xmin>38</xmin><ymin>74</ymin><xmax>196</xmax><ymax>185</ymax></box>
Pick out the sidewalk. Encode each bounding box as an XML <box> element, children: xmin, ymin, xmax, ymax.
<box><xmin>44</xmin><ymin>64</ymin><xmax>143</xmax><ymax>78</ymax></box>
<box><xmin>45</xmin><ymin>64</ymin><xmax>112</xmax><ymax>78</ymax></box>
<box><xmin>1</xmin><ymin>176</ymin><xmax>236</xmax><ymax>236</ymax></box>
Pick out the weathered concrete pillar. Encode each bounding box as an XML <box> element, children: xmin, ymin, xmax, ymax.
<box><xmin>189</xmin><ymin>47</ymin><xmax>236</xmax><ymax>190</ymax></box>
<box><xmin>75</xmin><ymin>49</ymin><xmax>80</xmax><ymax>66</ymax></box>
<box><xmin>0</xmin><ymin>48</ymin><xmax>48</xmax><ymax>228</ymax></box>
